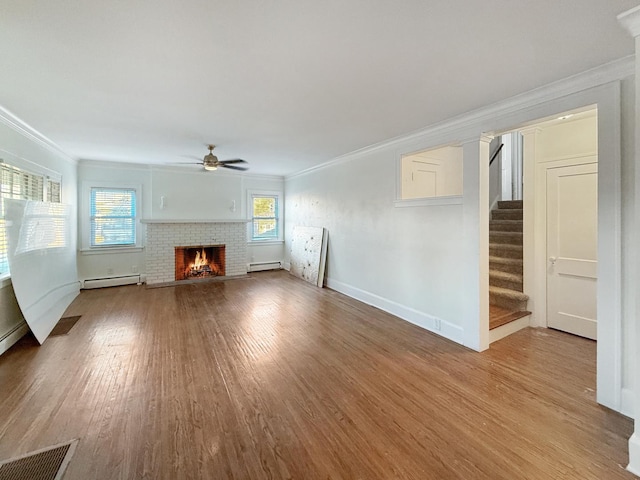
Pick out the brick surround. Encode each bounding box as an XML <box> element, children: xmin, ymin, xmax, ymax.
<box><xmin>145</xmin><ymin>222</ymin><xmax>247</xmax><ymax>285</ymax></box>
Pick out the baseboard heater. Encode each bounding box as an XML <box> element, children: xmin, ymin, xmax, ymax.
<box><xmin>83</xmin><ymin>275</ymin><xmax>142</xmax><ymax>289</ymax></box>
<box><xmin>247</xmin><ymin>261</ymin><xmax>282</xmax><ymax>272</ymax></box>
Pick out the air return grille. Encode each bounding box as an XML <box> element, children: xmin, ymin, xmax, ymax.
<box><xmin>0</xmin><ymin>439</ymin><xmax>77</xmax><ymax>480</ymax></box>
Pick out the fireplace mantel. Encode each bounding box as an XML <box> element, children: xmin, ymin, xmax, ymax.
<box><xmin>141</xmin><ymin>219</ymin><xmax>250</xmax><ymax>224</ymax></box>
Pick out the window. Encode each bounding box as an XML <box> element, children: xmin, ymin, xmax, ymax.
<box><xmin>0</xmin><ymin>162</ymin><xmax>59</xmax><ymax>276</ymax></box>
<box><xmin>248</xmin><ymin>191</ymin><xmax>282</xmax><ymax>242</ymax></box>
<box><xmin>90</xmin><ymin>187</ymin><xmax>137</xmax><ymax>247</ymax></box>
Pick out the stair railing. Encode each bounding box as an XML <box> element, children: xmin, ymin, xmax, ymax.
<box><xmin>489</xmin><ymin>143</ymin><xmax>504</xmax><ymax>167</ymax></box>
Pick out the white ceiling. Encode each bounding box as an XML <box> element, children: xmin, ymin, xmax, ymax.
<box><xmin>0</xmin><ymin>1</ymin><xmax>636</xmax><ymax>176</ymax></box>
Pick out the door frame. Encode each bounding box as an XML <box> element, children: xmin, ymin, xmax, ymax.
<box><xmin>486</xmin><ymin>81</ymin><xmax>622</xmax><ymax>413</ymax></box>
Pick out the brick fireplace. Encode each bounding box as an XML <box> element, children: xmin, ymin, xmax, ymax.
<box><xmin>144</xmin><ymin>220</ymin><xmax>247</xmax><ymax>285</ymax></box>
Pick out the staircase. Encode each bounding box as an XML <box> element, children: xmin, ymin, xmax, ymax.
<box><xmin>489</xmin><ymin>200</ymin><xmax>530</xmax><ymax>329</ymax></box>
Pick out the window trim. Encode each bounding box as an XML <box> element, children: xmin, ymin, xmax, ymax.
<box><xmin>247</xmin><ymin>190</ymin><xmax>283</xmax><ymax>243</ymax></box>
<box><xmin>81</xmin><ymin>181</ymin><xmax>142</xmax><ymax>251</ymax></box>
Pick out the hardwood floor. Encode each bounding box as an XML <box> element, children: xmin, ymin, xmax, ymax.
<box><xmin>0</xmin><ymin>271</ymin><xmax>633</xmax><ymax>479</ymax></box>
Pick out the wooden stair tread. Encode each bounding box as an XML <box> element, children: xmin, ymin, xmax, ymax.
<box><xmin>489</xmin><ymin>305</ymin><xmax>531</xmax><ymax>330</ymax></box>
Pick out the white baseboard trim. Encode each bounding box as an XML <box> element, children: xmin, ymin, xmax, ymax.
<box><xmin>0</xmin><ymin>321</ymin><xmax>29</xmax><ymax>356</ymax></box>
<box><xmin>621</xmin><ymin>388</ymin><xmax>635</xmax><ymax>419</ymax></box>
<box><xmin>628</xmin><ymin>433</ymin><xmax>640</xmax><ymax>477</ymax></box>
<box><xmin>489</xmin><ymin>315</ymin><xmax>531</xmax><ymax>344</ymax></box>
<box><xmin>326</xmin><ymin>277</ymin><xmax>464</xmax><ymax>345</ymax></box>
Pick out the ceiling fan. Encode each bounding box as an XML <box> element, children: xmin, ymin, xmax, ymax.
<box><xmin>178</xmin><ymin>145</ymin><xmax>249</xmax><ymax>171</ymax></box>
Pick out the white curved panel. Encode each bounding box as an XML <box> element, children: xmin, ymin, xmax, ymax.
<box><xmin>4</xmin><ymin>199</ymin><xmax>80</xmax><ymax>344</ymax></box>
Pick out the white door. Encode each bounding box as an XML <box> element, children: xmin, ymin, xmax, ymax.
<box><xmin>546</xmin><ymin>162</ymin><xmax>598</xmax><ymax>340</ymax></box>
<box><xmin>413</xmin><ymin>165</ymin><xmax>437</xmax><ymax>197</ymax></box>
<box><xmin>402</xmin><ymin>159</ymin><xmax>440</xmax><ymax>198</ymax></box>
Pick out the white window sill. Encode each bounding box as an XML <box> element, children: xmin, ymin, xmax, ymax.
<box><xmin>248</xmin><ymin>240</ymin><xmax>284</xmax><ymax>246</ymax></box>
<box><xmin>80</xmin><ymin>246</ymin><xmax>145</xmax><ymax>255</ymax></box>
<box><xmin>394</xmin><ymin>195</ymin><xmax>463</xmax><ymax>207</ymax></box>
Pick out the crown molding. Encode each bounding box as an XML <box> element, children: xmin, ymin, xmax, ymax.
<box><xmin>618</xmin><ymin>5</ymin><xmax>640</xmax><ymax>38</ymax></box>
<box><xmin>79</xmin><ymin>158</ymin><xmax>284</xmax><ymax>181</ymax></box>
<box><xmin>286</xmin><ymin>55</ymin><xmax>634</xmax><ymax>181</ymax></box>
<box><xmin>0</xmin><ymin>105</ymin><xmax>77</xmax><ymax>164</ymax></box>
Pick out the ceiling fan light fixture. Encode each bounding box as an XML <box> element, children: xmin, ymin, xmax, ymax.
<box><xmin>204</xmin><ymin>165</ymin><xmax>218</xmax><ymax>171</ymax></box>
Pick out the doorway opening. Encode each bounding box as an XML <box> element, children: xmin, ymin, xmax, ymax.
<box><xmin>488</xmin><ymin>107</ymin><xmax>598</xmax><ymax>343</ymax></box>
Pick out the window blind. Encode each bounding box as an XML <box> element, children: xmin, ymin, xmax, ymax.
<box><xmin>47</xmin><ymin>179</ymin><xmax>61</xmax><ymax>203</ymax></box>
<box><xmin>90</xmin><ymin>188</ymin><xmax>136</xmax><ymax>247</ymax></box>
<box><xmin>0</xmin><ymin>162</ymin><xmax>50</xmax><ymax>275</ymax></box>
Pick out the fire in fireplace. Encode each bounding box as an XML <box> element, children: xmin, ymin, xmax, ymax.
<box><xmin>175</xmin><ymin>245</ymin><xmax>226</xmax><ymax>281</ymax></box>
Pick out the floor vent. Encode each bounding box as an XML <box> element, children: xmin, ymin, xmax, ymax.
<box><xmin>49</xmin><ymin>316</ymin><xmax>82</xmax><ymax>337</ymax></box>
<box><xmin>0</xmin><ymin>439</ymin><xmax>78</xmax><ymax>480</ymax></box>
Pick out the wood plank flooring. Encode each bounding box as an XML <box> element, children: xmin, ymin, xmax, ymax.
<box><xmin>0</xmin><ymin>270</ymin><xmax>633</xmax><ymax>479</ymax></box>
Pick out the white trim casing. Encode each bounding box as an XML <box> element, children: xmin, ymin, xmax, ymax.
<box><xmin>618</xmin><ymin>6</ymin><xmax>640</xmax><ymax>477</ymax></box>
<box><xmin>80</xmin><ymin>181</ymin><xmax>143</xmax><ymax>251</ymax></box>
<box><xmin>247</xmin><ymin>189</ymin><xmax>284</xmax><ymax>243</ymax></box>
<box><xmin>460</xmin><ymin>136</ymin><xmax>492</xmax><ymax>352</ymax></box>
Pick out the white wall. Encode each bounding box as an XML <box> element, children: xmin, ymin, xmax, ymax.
<box><xmin>77</xmin><ymin>161</ymin><xmax>284</xmax><ymax>282</ymax></box>
<box><xmin>286</xmin><ymin>149</ymin><xmax>467</xmax><ymax>343</ymax></box>
<box><xmin>0</xmin><ymin>111</ymin><xmax>78</xmax><ymax>352</ymax></box>
<box><xmin>285</xmin><ymin>65</ymin><xmax>635</xmax><ymax>413</ymax></box>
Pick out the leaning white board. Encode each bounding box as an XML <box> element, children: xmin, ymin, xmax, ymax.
<box><xmin>4</xmin><ymin>199</ymin><xmax>80</xmax><ymax>344</ymax></box>
<box><xmin>290</xmin><ymin>226</ymin><xmax>328</xmax><ymax>287</ymax></box>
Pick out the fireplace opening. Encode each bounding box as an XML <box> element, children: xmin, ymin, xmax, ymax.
<box><xmin>175</xmin><ymin>245</ymin><xmax>226</xmax><ymax>281</ymax></box>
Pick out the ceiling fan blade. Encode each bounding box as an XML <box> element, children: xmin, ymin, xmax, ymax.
<box><xmin>221</xmin><ymin>164</ymin><xmax>249</xmax><ymax>171</ymax></box>
<box><xmin>167</xmin><ymin>162</ymin><xmax>203</xmax><ymax>165</ymax></box>
<box><xmin>218</xmin><ymin>159</ymin><xmax>247</xmax><ymax>165</ymax></box>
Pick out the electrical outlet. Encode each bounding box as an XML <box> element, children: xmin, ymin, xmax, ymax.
<box><xmin>132</xmin><ymin>265</ymin><xmax>138</xmax><ymax>273</ymax></box>
<box><xmin>434</xmin><ymin>319</ymin><xmax>442</xmax><ymax>331</ymax></box>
